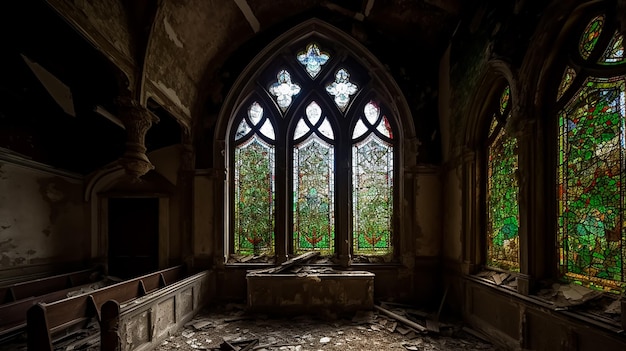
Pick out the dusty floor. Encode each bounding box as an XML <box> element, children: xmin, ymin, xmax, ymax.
<box><xmin>155</xmin><ymin>303</ymin><xmax>500</xmax><ymax>351</ymax></box>
<box><xmin>0</xmin><ymin>303</ymin><xmax>500</xmax><ymax>351</ymax></box>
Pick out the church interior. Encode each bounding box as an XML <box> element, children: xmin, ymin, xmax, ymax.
<box><xmin>1</xmin><ymin>0</ymin><xmax>626</xmax><ymax>350</ymax></box>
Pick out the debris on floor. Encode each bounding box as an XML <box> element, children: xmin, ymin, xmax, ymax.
<box><xmin>154</xmin><ymin>303</ymin><xmax>498</xmax><ymax>351</ymax></box>
<box><xmin>536</xmin><ymin>282</ymin><xmax>604</xmax><ymax>308</ymax></box>
<box><xmin>228</xmin><ymin>254</ymin><xmax>275</xmax><ymax>264</ymax></box>
<box><xmin>477</xmin><ymin>270</ymin><xmax>624</xmax><ymax>327</ymax></box>
<box><xmin>475</xmin><ymin>270</ymin><xmax>517</xmax><ymax>289</ymax></box>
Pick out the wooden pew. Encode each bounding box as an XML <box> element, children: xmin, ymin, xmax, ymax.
<box><xmin>27</xmin><ymin>265</ymin><xmax>213</xmax><ymax>351</ymax></box>
<box><xmin>0</xmin><ymin>267</ymin><xmax>103</xmax><ymax>338</ymax></box>
<box><xmin>0</xmin><ymin>267</ymin><xmax>101</xmax><ymax>304</ymax></box>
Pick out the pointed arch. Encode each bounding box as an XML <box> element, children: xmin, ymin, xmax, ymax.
<box><xmin>538</xmin><ymin>1</ymin><xmax>626</xmax><ymax>290</ymax></box>
<box><xmin>462</xmin><ymin>61</ymin><xmax>522</xmax><ymax>275</ymax></box>
<box><xmin>213</xmin><ymin>18</ymin><xmax>415</xmax><ymax>263</ymax></box>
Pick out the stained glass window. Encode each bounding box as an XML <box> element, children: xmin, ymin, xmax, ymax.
<box><xmin>269</xmin><ymin>70</ymin><xmax>301</xmax><ymax>112</ymax></box>
<box><xmin>293</xmin><ymin>102</ymin><xmax>335</xmax><ymax>254</ymax></box>
<box><xmin>499</xmin><ymin>85</ymin><xmax>510</xmax><ymax>114</ymax></box>
<box><xmin>486</xmin><ymin>86</ymin><xmax>520</xmax><ymax>271</ymax></box>
<box><xmin>557</xmin><ymin>66</ymin><xmax>577</xmax><ymax>101</ymax></box>
<box><xmin>556</xmin><ymin>11</ymin><xmax>626</xmax><ymax>290</ymax></box>
<box><xmin>229</xmin><ymin>34</ymin><xmax>399</xmax><ymax>261</ymax></box>
<box><xmin>599</xmin><ymin>31</ymin><xmax>625</xmax><ymax>65</ymax></box>
<box><xmin>579</xmin><ymin>15</ymin><xmax>604</xmax><ymax>60</ymax></box>
<box><xmin>297</xmin><ymin>43</ymin><xmax>330</xmax><ymax>78</ymax></box>
<box><xmin>326</xmin><ymin>68</ymin><xmax>358</xmax><ymax>112</ymax></box>
<box><xmin>234</xmin><ymin>103</ymin><xmax>276</xmax><ymax>255</ymax></box>
<box><xmin>352</xmin><ymin>101</ymin><xmax>393</xmax><ymax>255</ymax></box>
<box><xmin>558</xmin><ymin>77</ymin><xmax>625</xmax><ymax>287</ymax></box>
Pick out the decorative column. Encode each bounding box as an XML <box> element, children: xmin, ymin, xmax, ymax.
<box><xmin>509</xmin><ymin>116</ymin><xmax>534</xmax><ymax>295</ymax></box>
<box><xmin>116</xmin><ymin>97</ymin><xmax>160</xmax><ymax>178</ymax></box>
<box><xmin>460</xmin><ymin>146</ymin><xmax>480</xmax><ymax>275</ymax></box>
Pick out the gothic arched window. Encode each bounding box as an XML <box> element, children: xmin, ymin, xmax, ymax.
<box><xmin>226</xmin><ymin>36</ymin><xmax>400</xmax><ymax>262</ymax></box>
<box><xmin>486</xmin><ymin>84</ymin><xmax>520</xmax><ymax>271</ymax></box>
<box><xmin>555</xmin><ymin>12</ymin><xmax>626</xmax><ymax>290</ymax></box>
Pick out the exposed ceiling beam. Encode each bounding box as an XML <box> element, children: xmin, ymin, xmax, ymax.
<box><xmin>233</xmin><ymin>0</ymin><xmax>260</xmax><ymax>33</ymax></box>
<box><xmin>94</xmin><ymin>105</ymin><xmax>126</xmax><ymax>129</ymax></box>
<box><xmin>21</xmin><ymin>54</ymin><xmax>76</xmax><ymax>117</ymax></box>
<box><xmin>364</xmin><ymin>0</ymin><xmax>375</xmax><ymax>17</ymax></box>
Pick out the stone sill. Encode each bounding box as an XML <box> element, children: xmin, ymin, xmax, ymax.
<box><xmin>465</xmin><ymin>274</ymin><xmax>623</xmax><ymax>334</ymax></box>
<box><xmin>224</xmin><ymin>262</ymin><xmax>406</xmax><ymax>269</ymax></box>
<box><xmin>246</xmin><ymin>270</ymin><xmax>375</xmax><ymax>314</ymax></box>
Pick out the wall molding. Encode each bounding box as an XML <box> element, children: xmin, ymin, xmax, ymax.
<box><xmin>0</xmin><ymin>147</ymin><xmax>83</xmax><ymax>180</ymax></box>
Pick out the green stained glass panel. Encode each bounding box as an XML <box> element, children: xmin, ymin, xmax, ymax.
<box><xmin>557</xmin><ymin>66</ymin><xmax>577</xmax><ymax>101</ymax></box>
<box><xmin>488</xmin><ymin>115</ymin><xmax>499</xmax><ymax>137</ymax></box>
<box><xmin>234</xmin><ymin>136</ymin><xmax>275</xmax><ymax>255</ymax></box>
<box><xmin>352</xmin><ymin>135</ymin><xmax>393</xmax><ymax>256</ymax></box>
<box><xmin>499</xmin><ymin>85</ymin><xmax>510</xmax><ymax>114</ymax></box>
<box><xmin>293</xmin><ymin>137</ymin><xmax>335</xmax><ymax>254</ymax></box>
<box><xmin>599</xmin><ymin>31</ymin><xmax>625</xmax><ymax>65</ymax></box>
<box><xmin>487</xmin><ymin>127</ymin><xmax>520</xmax><ymax>271</ymax></box>
<box><xmin>558</xmin><ymin>76</ymin><xmax>626</xmax><ymax>285</ymax></box>
<box><xmin>579</xmin><ymin>15</ymin><xmax>604</xmax><ymax>60</ymax></box>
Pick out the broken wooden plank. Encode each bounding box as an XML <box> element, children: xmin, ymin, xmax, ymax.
<box><xmin>373</xmin><ymin>305</ymin><xmax>427</xmax><ymax>332</ymax></box>
<box><xmin>221</xmin><ymin>338</ymin><xmax>259</xmax><ymax>351</ymax></box>
<box><xmin>248</xmin><ymin>252</ymin><xmax>320</xmax><ymax>274</ymax></box>
<box><xmin>425</xmin><ymin>319</ymin><xmax>440</xmax><ymax>333</ymax></box>
<box><xmin>426</xmin><ymin>282</ymin><xmax>449</xmax><ymax>334</ymax></box>
<box><xmin>273</xmin><ymin>251</ymin><xmax>320</xmax><ymax>273</ymax></box>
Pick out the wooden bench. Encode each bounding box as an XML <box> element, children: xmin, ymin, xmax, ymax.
<box><xmin>0</xmin><ymin>266</ymin><xmax>103</xmax><ymax>338</ymax></box>
<box><xmin>27</xmin><ymin>265</ymin><xmax>214</xmax><ymax>351</ymax></box>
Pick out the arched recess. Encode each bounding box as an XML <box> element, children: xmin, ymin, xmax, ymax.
<box><xmin>462</xmin><ymin>61</ymin><xmax>525</xmax><ymax>283</ymax></box>
<box><xmin>85</xmin><ymin>165</ymin><xmax>176</xmax><ymax>274</ymax></box>
<box><xmin>212</xmin><ymin>18</ymin><xmax>417</xmax><ymax>266</ymax></box>
<box><xmin>536</xmin><ymin>0</ymin><xmax>626</xmax><ymax>291</ymax></box>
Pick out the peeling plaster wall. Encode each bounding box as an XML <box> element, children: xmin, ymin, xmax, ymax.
<box><xmin>148</xmin><ymin>145</ymin><xmax>182</xmax><ymax>186</ymax></box>
<box><xmin>414</xmin><ymin>169</ymin><xmax>443</xmax><ymax>257</ymax></box>
<box><xmin>46</xmin><ymin>0</ymin><xmax>135</xmax><ymax>79</ymax></box>
<box><xmin>0</xmin><ymin>161</ymin><xmax>88</xmax><ymax>278</ymax></box>
<box><xmin>193</xmin><ymin>174</ymin><xmax>213</xmax><ymax>258</ymax></box>
<box><xmin>144</xmin><ymin>0</ymin><xmax>252</xmax><ymax>119</ymax></box>
<box><xmin>440</xmin><ymin>25</ymin><xmax>491</xmax><ymax>263</ymax></box>
<box><xmin>70</xmin><ymin>0</ymin><xmax>134</xmax><ymax>59</ymax></box>
<box><xmin>439</xmin><ymin>43</ymin><xmax>463</xmax><ymax>262</ymax></box>
<box><xmin>442</xmin><ymin>169</ymin><xmax>463</xmax><ymax>261</ymax></box>
<box><xmin>148</xmin><ymin>146</ymin><xmax>183</xmax><ymax>266</ymax></box>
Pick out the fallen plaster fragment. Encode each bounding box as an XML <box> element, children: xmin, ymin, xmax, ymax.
<box><xmin>560</xmin><ymin>285</ymin><xmax>584</xmax><ymax>301</ymax></box>
<box><xmin>163</xmin><ymin>16</ymin><xmax>184</xmax><ymax>48</ymax></box>
<box><xmin>605</xmin><ymin>299</ymin><xmax>621</xmax><ymax>314</ymax></box>
<box><xmin>156</xmin><ymin>80</ymin><xmax>192</xmax><ymax>116</ymax></box>
<box><xmin>188</xmin><ymin>319</ymin><xmax>213</xmax><ymax>330</ymax></box>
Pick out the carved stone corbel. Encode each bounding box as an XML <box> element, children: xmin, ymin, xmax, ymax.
<box><xmin>116</xmin><ymin>97</ymin><xmax>160</xmax><ymax>178</ymax></box>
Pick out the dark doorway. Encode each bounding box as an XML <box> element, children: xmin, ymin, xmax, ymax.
<box><xmin>108</xmin><ymin>197</ymin><xmax>159</xmax><ymax>279</ymax></box>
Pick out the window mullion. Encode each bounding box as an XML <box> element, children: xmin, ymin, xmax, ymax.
<box><xmin>275</xmin><ymin>143</ymin><xmax>288</xmax><ymax>263</ymax></box>
<box><xmin>335</xmin><ymin>134</ymin><xmax>352</xmax><ymax>266</ymax></box>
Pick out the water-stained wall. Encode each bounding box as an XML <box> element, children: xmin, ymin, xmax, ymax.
<box><xmin>0</xmin><ymin>157</ymin><xmax>88</xmax><ymax>279</ymax></box>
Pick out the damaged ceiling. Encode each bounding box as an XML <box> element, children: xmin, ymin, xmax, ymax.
<box><xmin>0</xmin><ymin>0</ymin><xmax>465</xmax><ymax>174</ymax></box>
